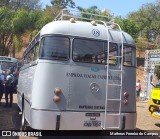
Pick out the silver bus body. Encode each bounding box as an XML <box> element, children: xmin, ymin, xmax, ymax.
<box><xmin>17</xmin><ymin>13</ymin><xmax>136</xmax><ymax>130</ymax></box>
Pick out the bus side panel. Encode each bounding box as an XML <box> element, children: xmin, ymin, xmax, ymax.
<box><xmin>17</xmin><ymin>64</ymin><xmax>37</xmax><ymax>123</ymax></box>
<box><xmin>31</xmin><ymin>61</ymin><xmax>107</xmax><ymax>111</ymax></box>
<box><xmin>121</xmin><ymin>67</ymin><xmax>136</xmax><ymax>112</ymax></box>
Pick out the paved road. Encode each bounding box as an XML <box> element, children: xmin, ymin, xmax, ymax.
<box><xmin>0</xmin><ymin>94</ymin><xmax>160</xmax><ymax>139</ymax></box>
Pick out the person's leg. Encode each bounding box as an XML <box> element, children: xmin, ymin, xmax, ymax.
<box><xmin>137</xmin><ymin>91</ymin><xmax>140</xmax><ymax>101</ymax></box>
<box><xmin>9</xmin><ymin>89</ymin><xmax>13</xmax><ymax>107</ymax></box>
<box><xmin>0</xmin><ymin>91</ymin><xmax>2</xmax><ymax>106</ymax></box>
<box><xmin>136</xmin><ymin>91</ymin><xmax>140</xmax><ymax>101</ymax></box>
<box><xmin>0</xmin><ymin>85</ymin><xmax>4</xmax><ymax>105</ymax></box>
<box><xmin>4</xmin><ymin>86</ymin><xmax>9</xmax><ymax>107</ymax></box>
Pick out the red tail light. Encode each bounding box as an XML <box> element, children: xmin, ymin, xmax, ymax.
<box><xmin>54</xmin><ymin>88</ymin><xmax>61</xmax><ymax>95</ymax></box>
<box><xmin>123</xmin><ymin>99</ymin><xmax>128</xmax><ymax>105</ymax></box>
<box><xmin>53</xmin><ymin>96</ymin><xmax>60</xmax><ymax>103</ymax></box>
<box><xmin>124</xmin><ymin>92</ymin><xmax>129</xmax><ymax>98</ymax></box>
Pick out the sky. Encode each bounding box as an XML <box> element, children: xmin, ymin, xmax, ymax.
<box><xmin>41</xmin><ymin>0</ymin><xmax>156</xmax><ymax>18</ymax></box>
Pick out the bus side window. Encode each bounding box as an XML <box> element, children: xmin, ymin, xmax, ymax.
<box><xmin>23</xmin><ymin>59</ymin><xmax>27</xmax><ymax>65</ymax></box>
<box><xmin>34</xmin><ymin>42</ymin><xmax>39</xmax><ymax>60</ymax></box>
<box><xmin>24</xmin><ymin>54</ymin><xmax>29</xmax><ymax>64</ymax></box>
<box><xmin>123</xmin><ymin>46</ymin><xmax>135</xmax><ymax>67</ymax></box>
<box><xmin>27</xmin><ymin>48</ymin><xmax>34</xmax><ymax>63</ymax></box>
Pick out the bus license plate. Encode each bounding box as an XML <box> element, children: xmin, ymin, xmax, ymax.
<box><xmin>154</xmin><ymin>112</ymin><xmax>160</xmax><ymax>116</ymax></box>
<box><xmin>83</xmin><ymin>120</ymin><xmax>101</xmax><ymax>127</ymax></box>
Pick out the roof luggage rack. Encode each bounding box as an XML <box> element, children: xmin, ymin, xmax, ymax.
<box><xmin>54</xmin><ymin>9</ymin><xmax>115</xmax><ymax>26</ymax></box>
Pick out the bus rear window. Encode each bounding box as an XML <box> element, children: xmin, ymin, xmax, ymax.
<box><xmin>73</xmin><ymin>38</ymin><xmax>117</xmax><ymax>64</ymax></box>
<box><xmin>40</xmin><ymin>36</ymin><xmax>70</xmax><ymax>60</ymax></box>
<box><xmin>123</xmin><ymin>46</ymin><xmax>136</xmax><ymax>67</ymax></box>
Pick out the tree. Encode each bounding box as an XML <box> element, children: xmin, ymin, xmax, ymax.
<box><xmin>128</xmin><ymin>1</ymin><xmax>160</xmax><ymax>49</ymax></box>
<box><xmin>0</xmin><ymin>0</ymin><xmax>41</xmax><ymax>11</ymax></box>
<box><xmin>12</xmin><ymin>9</ymin><xmax>52</xmax><ymax>54</ymax></box>
<box><xmin>0</xmin><ymin>7</ymin><xmax>15</xmax><ymax>56</ymax></box>
<box><xmin>0</xmin><ymin>0</ymin><xmax>10</xmax><ymax>7</ymax></box>
<box><xmin>77</xmin><ymin>6</ymin><xmax>112</xmax><ymax>22</ymax></box>
<box><xmin>44</xmin><ymin>6</ymin><xmax>61</xmax><ymax>20</ymax></box>
<box><xmin>12</xmin><ymin>9</ymin><xmax>30</xmax><ymax>34</ymax></box>
<box><xmin>51</xmin><ymin>0</ymin><xmax>76</xmax><ymax>8</ymax></box>
<box><xmin>115</xmin><ymin>17</ymin><xmax>140</xmax><ymax>40</ymax></box>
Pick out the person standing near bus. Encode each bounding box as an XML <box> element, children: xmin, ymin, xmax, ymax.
<box><xmin>0</xmin><ymin>70</ymin><xmax>4</xmax><ymax>106</ymax></box>
<box><xmin>4</xmin><ymin>70</ymin><xmax>14</xmax><ymax>108</ymax></box>
<box><xmin>136</xmin><ymin>79</ymin><xmax>141</xmax><ymax>101</ymax></box>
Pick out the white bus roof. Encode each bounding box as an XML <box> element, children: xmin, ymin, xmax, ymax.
<box><xmin>40</xmin><ymin>20</ymin><xmax>135</xmax><ymax>45</ymax></box>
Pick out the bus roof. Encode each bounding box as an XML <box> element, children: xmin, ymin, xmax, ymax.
<box><xmin>40</xmin><ymin>20</ymin><xmax>135</xmax><ymax>45</ymax></box>
<box><xmin>0</xmin><ymin>56</ymin><xmax>18</xmax><ymax>63</ymax></box>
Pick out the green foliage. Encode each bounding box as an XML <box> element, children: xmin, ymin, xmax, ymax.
<box><xmin>28</xmin><ymin>29</ymin><xmax>39</xmax><ymax>42</ymax></box>
<box><xmin>51</xmin><ymin>0</ymin><xmax>76</xmax><ymax>8</ymax></box>
<box><xmin>136</xmin><ymin>36</ymin><xmax>149</xmax><ymax>50</ymax></box>
<box><xmin>0</xmin><ymin>1</ymin><xmax>43</xmax><ymax>57</ymax></box>
<box><xmin>0</xmin><ymin>0</ymin><xmax>10</xmax><ymax>7</ymax></box>
<box><xmin>128</xmin><ymin>1</ymin><xmax>160</xmax><ymax>48</ymax></box>
<box><xmin>0</xmin><ymin>7</ymin><xmax>15</xmax><ymax>56</ymax></box>
<box><xmin>0</xmin><ymin>7</ymin><xmax>14</xmax><ymax>33</ymax></box>
<box><xmin>30</xmin><ymin>10</ymin><xmax>52</xmax><ymax>30</ymax></box>
<box><xmin>76</xmin><ymin>6</ymin><xmax>112</xmax><ymax>22</ymax></box>
<box><xmin>13</xmin><ymin>35</ymin><xmax>23</xmax><ymax>52</ymax></box>
<box><xmin>0</xmin><ymin>0</ymin><xmax>41</xmax><ymax>11</ymax></box>
<box><xmin>0</xmin><ymin>0</ymin><xmax>159</xmax><ymax>58</ymax></box>
<box><xmin>12</xmin><ymin>9</ymin><xmax>30</xmax><ymax>34</ymax></box>
<box><xmin>115</xmin><ymin>17</ymin><xmax>140</xmax><ymax>40</ymax></box>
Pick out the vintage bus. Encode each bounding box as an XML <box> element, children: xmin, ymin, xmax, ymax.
<box><xmin>17</xmin><ymin>9</ymin><xmax>136</xmax><ymax>130</ymax></box>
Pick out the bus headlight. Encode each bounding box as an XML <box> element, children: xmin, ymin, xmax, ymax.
<box><xmin>54</xmin><ymin>88</ymin><xmax>62</xmax><ymax>95</ymax></box>
<box><xmin>53</xmin><ymin>95</ymin><xmax>60</xmax><ymax>103</ymax></box>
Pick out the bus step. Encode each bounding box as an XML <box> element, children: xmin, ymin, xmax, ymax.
<box><xmin>107</xmin><ymin>99</ymin><xmax>121</xmax><ymax>101</ymax></box>
<box><xmin>105</xmin><ymin>113</ymin><xmax>120</xmax><ymax>116</ymax></box>
<box><xmin>108</xmin><ymin>55</ymin><xmax>122</xmax><ymax>58</ymax></box>
<box><xmin>107</xmin><ymin>84</ymin><xmax>122</xmax><ymax>86</ymax></box>
<box><xmin>108</xmin><ymin>69</ymin><xmax>122</xmax><ymax>72</ymax></box>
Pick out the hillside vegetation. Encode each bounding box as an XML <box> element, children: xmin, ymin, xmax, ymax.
<box><xmin>0</xmin><ymin>0</ymin><xmax>159</xmax><ymax>63</ymax></box>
